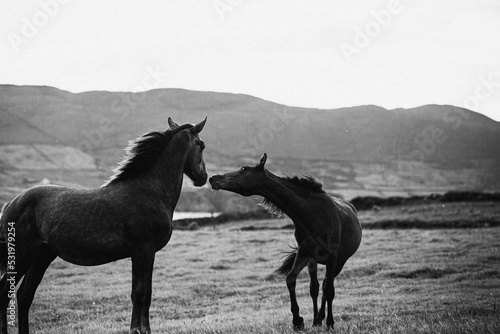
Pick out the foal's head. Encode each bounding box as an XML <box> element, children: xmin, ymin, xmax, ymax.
<box><xmin>209</xmin><ymin>153</ymin><xmax>268</xmax><ymax>196</ymax></box>
<box><xmin>168</xmin><ymin>117</ymin><xmax>208</xmax><ymax>187</ymax></box>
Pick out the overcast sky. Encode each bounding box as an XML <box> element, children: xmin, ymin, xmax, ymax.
<box><xmin>1</xmin><ymin>0</ymin><xmax>499</xmax><ymax>120</ymax></box>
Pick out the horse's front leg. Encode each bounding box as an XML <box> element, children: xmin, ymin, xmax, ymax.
<box><xmin>130</xmin><ymin>247</ymin><xmax>156</xmax><ymax>334</ymax></box>
<box><xmin>285</xmin><ymin>249</ymin><xmax>309</xmax><ymax>330</ymax></box>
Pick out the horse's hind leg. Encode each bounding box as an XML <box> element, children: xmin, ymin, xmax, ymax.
<box><xmin>307</xmin><ymin>261</ymin><xmax>321</xmax><ymax>326</ymax></box>
<box><xmin>16</xmin><ymin>247</ymin><xmax>55</xmax><ymax>334</ymax></box>
<box><xmin>0</xmin><ymin>274</ymin><xmax>8</xmax><ymax>334</ymax></box>
<box><xmin>323</xmin><ymin>253</ymin><xmax>338</xmax><ymax>329</ymax></box>
<box><xmin>316</xmin><ymin>278</ymin><xmax>327</xmax><ymax>326</ymax></box>
<box><xmin>0</xmin><ymin>254</ymin><xmax>30</xmax><ymax>333</ymax></box>
<box><xmin>0</xmin><ymin>273</ymin><xmax>23</xmax><ymax>334</ymax></box>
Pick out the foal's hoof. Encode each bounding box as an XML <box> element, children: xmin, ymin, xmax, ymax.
<box><xmin>313</xmin><ymin>314</ymin><xmax>324</xmax><ymax>326</ymax></box>
<box><xmin>293</xmin><ymin>316</ymin><xmax>304</xmax><ymax>331</ymax></box>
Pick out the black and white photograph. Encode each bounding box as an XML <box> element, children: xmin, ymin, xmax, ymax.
<box><xmin>0</xmin><ymin>1</ymin><xmax>499</xmax><ymax>333</ymax></box>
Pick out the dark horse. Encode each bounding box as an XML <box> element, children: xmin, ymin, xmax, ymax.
<box><xmin>0</xmin><ymin>117</ymin><xmax>208</xmax><ymax>334</ymax></box>
<box><xmin>209</xmin><ymin>153</ymin><xmax>362</xmax><ymax>330</ymax></box>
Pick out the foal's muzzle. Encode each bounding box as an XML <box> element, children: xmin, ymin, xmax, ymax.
<box><xmin>209</xmin><ymin>175</ymin><xmax>223</xmax><ymax>190</ymax></box>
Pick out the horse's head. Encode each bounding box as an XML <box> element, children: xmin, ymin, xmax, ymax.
<box><xmin>209</xmin><ymin>153</ymin><xmax>268</xmax><ymax>196</ymax></box>
<box><xmin>168</xmin><ymin>117</ymin><xmax>208</xmax><ymax>187</ymax></box>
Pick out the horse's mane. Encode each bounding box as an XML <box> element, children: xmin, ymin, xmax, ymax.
<box><xmin>284</xmin><ymin>175</ymin><xmax>325</xmax><ymax>193</ymax></box>
<box><xmin>259</xmin><ymin>175</ymin><xmax>325</xmax><ymax>217</ymax></box>
<box><xmin>103</xmin><ymin>124</ymin><xmax>192</xmax><ymax>186</ymax></box>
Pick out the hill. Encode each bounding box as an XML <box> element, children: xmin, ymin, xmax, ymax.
<box><xmin>2</xmin><ymin>85</ymin><xmax>499</xmax><ymax>162</ymax></box>
<box><xmin>1</xmin><ymin>84</ymin><xmax>499</xmax><ymax>206</ymax></box>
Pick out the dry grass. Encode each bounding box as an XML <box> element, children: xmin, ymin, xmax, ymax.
<box><xmin>4</xmin><ymin>218</ymin><xmax>497</xmax><ymax>334</ymax></box>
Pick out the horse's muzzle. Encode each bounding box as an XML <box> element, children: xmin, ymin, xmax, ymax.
<box><xmin>193</xmin><ymin>172</ymin><xmax>208</xmax><ymax>187</ymax></box>
<box><xmin>209</xmin><ymin>175</ymin><xmax>222</xmax><ymax>190</ymax></box>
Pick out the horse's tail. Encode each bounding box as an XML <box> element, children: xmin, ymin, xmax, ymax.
<box><xmin>275</xmin><ymin>246</ymin><xmax>298</xmax><ymax>276</ymax></box>
<box><xmin>0</xmin><ymin>202</ymin><xmax>7</xmax><ymax>221</ymax></box>
<box><xmin>0</xmin><ymin>202</ymin><xmax>10</xmax><ymax>277</ymax></box>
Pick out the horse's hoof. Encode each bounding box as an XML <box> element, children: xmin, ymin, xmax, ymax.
<box><xmin>313</xmin><ymin>315</ymin><xmax>324</xmax><ymax>326</ymax></box>
<box><xmin>293</xmin><ymin>316</ymin><xmax>304</xmax><ymax>331</ymax></box>
<box><xmin>130</xmin><ymin>329</ymin><xmax>151</xmax><ymax>334</ymax></box>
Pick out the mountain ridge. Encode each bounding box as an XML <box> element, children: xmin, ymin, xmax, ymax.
<box><xmin>4</xmin><ymin>84</ymin><xmax>498</xmax><ymax>121</ymax></box>
<box><xmin>1</xmin><ymin>84</ymin><xmax>499</xmax><ymax>204</ymax></box>
<box><xmin>1</xmin><ymin>85</ymin><xmax>499</xmax><ymax>163</ymax></box>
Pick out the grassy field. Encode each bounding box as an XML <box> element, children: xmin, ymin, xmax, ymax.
<box><xmin>7</xmin><ymin>211</ymin><xmax>499</xmax><ymax>334</ymax></box>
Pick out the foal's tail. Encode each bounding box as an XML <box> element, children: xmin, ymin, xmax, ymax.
<box><xmin>0</xmin><ymin>202</ymin><xmax>10</xmax><ymax>277</ymax></box>
<box><xmin>275</xmin><ymin>246</ymin><xmax>297</xmax><ymax>276</ymax></box>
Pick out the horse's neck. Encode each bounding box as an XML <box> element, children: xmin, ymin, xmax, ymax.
<box><xmin>259</xmin><ymin>173</ymin><xmax>311</xmax><ymax>225</ymax></box>
<box><xmin>139</xmin><ymin>137</ymin><xmax>191</xmax><ymax>208</ymax></box>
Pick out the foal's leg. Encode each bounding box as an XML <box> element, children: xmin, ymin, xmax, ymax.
<box><xmin>316</xmin><ymin>278</ymin><xmax>327</xmax><ymax>326</ymax></box>
<box><xmin>285</xmin><ymin>250</ymin><xmax>309</xmax><ymax>330</ymax></box>
<box><xmin>17</xmin><ymin>248</ymin><xmax>56</xmax><ymax>334</ymax></box>
<box><xmin>318</xmin><ymin>251</ymin><xmax>337</xmax><ymax>328</ymax></box>
<box><xmin>307</xmin><ymin>261</ymin><xmax>320</xmax><ymax>326</ymax></box>
<box><xmin>130</xmin><ymin>247</ymin><xmax>155</xmax><ymax>334</ymax></box>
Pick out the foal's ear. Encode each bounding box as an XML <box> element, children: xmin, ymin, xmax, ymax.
<box><xmin>192</xmin><ymin>117</ymin><xmax>207</xmax><ymax>134</ymax></box>
<box><xmin>168</xmin><ymin>117</ymin><xmax>180</xmax><ymax>130</ymax></box>
<box><xmin>256</xmin><ymin>153</ymin><xmax>267</xmax><ymax>170</ymax></box>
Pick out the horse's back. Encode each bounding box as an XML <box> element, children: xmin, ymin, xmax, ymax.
<box><xmin>4</xmin><ymin>184</ymin><xmax>120</xmax><ymax>224</ymax></box>
<box><xmin>1</xmin><ymin>185</ymin><xmax>62</xmax><ymax>221</ymax></box>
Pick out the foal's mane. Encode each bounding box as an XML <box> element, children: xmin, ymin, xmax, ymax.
<box><xmin>284</xmin><ymin>175</ymin><xmax>325</xmax><ymax>193</ymax></box>
<box><xmin>103</xmin><ymin>124</ymin><xmax>193</xmax><ymax>186</ymax></box>
<box><xmin>260</xmin><ymin>175</ymin><xmax>325</xmax><ymax>218</ymax></box>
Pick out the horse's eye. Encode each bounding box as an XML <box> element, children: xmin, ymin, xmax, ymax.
<box><xmin>241</xmin><ymin>167</ymin><xmax>247</xmax><ymax>171</ymax></box>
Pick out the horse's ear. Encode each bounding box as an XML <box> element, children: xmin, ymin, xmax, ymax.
<box><xmin>168</xmin><ymin>117</ymin><xmax>179</xmax><ymax>130</ymax></box>
<box><xmin>257</xmin><ymin>153</ymin><xmax>267</xmax><ymax>170</ymax></box>
<box><xmin>192</xmin><ymin>117</ymin><xmax>207</xmax><ymax>134</ymax></box>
